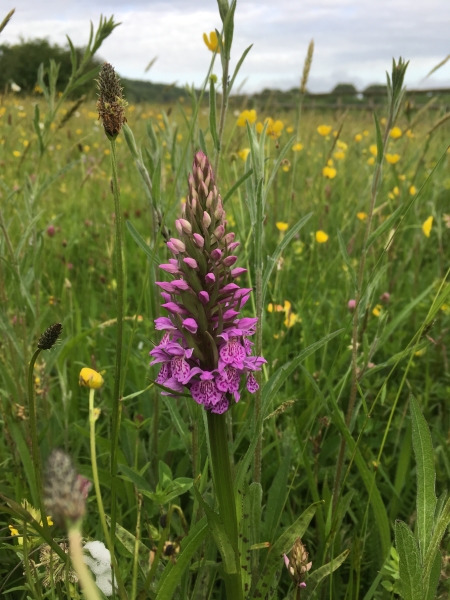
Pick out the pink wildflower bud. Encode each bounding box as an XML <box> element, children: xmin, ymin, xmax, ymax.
<box><xmin>172</xmin><ymin>279</ymin><xmax>190</xmax><ymax>291</ymax></box>
<box><xmin>348</xmin><ymin>299</ymin><xmax>356</xmax><ymax>312</ymax></box>
<box><xmin>193</xmin><ymin>233</ymin><xmax>205</xmax><ymax>247</ymax></box>
<box><xmin>47</xmin><ymin>225</ymin><xmax>56</xmax><ymax>237</ymax></box>
<box><xmin>223</xmin><ymin>232</ymin><xmax>235</xmax><ymax>245</ymax></box>
<box><xmin>380</xmin><ymin>292</ymin><xmax>390</xmax><ymax>303</ymax></box>
<box><xmin>228</xmin><ymin>242</ymin><xmax>240</xmax><ymax>252</ymax></box>
<box><xmin>211</xmin><ymin>249</ymin><xmax>222</xmax><ymax>261</ymax></box>
<box><xmin>231</xmin><ymin>267</ymin><xmax>247</xmax><ymax>278</ymax></box>
<box><xmin>206</xmin><ymin>191</ymin><xmax>214</xmax><ymax>208</ymax></box>
<box><xmin>214</xmin><ymin>225</ymin><xmax>225</xmax><ymax>240</ymax></box>
<box><xmin>205</xmin><ymin>273</ymin><xmax>215</xmax><ymax>284</ymax></box>
<box><xmin>167</xmin><ymin>238</ymin><xmax>186</xmax><ymax>254</ymax></box>
<box><xmin>223</xmin><ymin>255</ymin><xmax>238</xmax><ymax>267</ymax></box>
<box><xmin>183</xmin><ymin>257</ymin><xmax>198</xmax><ymax>269</ymax></box>
<box><xmin>156</xmin><ymin>281</ymin><xmax>176</xmax><ymax>293</ymax></box>
<box><xmin>214</xmin><ymin>203</ymin><xmax>224</xmax><ymax>219</ymax></box>
<box><xmin>220</xmin><ymin>283</ymin><xmax>240</xmax><ymax>294</ymax></box>
<box><xmin>161</xmin><ymin>302</ymin><xmax>188</xmax><ymax>315</ymax></box>
<box><xmin>203</xmin><ymin>211</ymin><xmax>211</xmax><ymax>228</ymax></box>
<box><xmin>182</xmin><ymin>318</ymin><xmax>198</xmax><ymax>334</ymax></box>
<box><xmin>223</xmin><ymin>309</ymin><xmax>239</xmax><ymax>320</ymax></box>
<box><xmin>175</xmin><ymin>219</ymin><xmax>191</xmax><ymax>235</ymax></box>
<box><xmin>160</xmin><ymin>263</ymin><xmax>180</xmax><ymax>274</ymax></box>
<box><xmin>199</xmin><ymin>291</ymin><xmax>209</xmax><ymax>305</ymax></box>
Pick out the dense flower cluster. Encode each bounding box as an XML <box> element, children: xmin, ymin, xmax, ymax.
<box><xmin>150</xmin><ymin>151</ymin><xmax>265</xmax><ymax>414</ymax></box>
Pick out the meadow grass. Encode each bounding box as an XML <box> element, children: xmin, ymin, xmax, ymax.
<box><xmin>1</xmin><ymin>11</ymin><xmax>450</xmax><ymax>600</ymax></box>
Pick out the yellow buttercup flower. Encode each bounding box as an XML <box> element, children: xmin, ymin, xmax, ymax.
<box><xmin>409</xmin><ymin>185</ymin><xmax>417</xmax><ymax>195</ymax></box>
<box><xmin>276</xmin><ymin>222</ymin><xmax>289</xmax><ymax>232</ymax></box>
<box><xmin>9</xmin><ymin>525</ymin><xmax>19</xmax><ymax>537</ymax></box>
<box><xmin>203</xmin><ymin>31</ymin><xmax>220</xmax><ymax>53</ymax></box>
<box><xmin>322</xmin><ymin>166</ymin><xmax>337</xmax><ymax>179</ymax></box>
<box><xmin>315</xmin><ymin>230</ymin><xmax>329</xmax><ymax>243</ymax></box>
<box><xmin>367</xmin><ymin>157</ymin><xmax>375</xmax><ymax>165</ymax></box>
<box><xmin>369</xmin><ymin>144</ymin><xmax>377</xmax><ymax>156</ymax></box>
<box><xmin>238</xmin><ymin>148</ymin><xmax>250</xmax><ymax>161</ymax></box>
<box><xmin>333</xmin><ymin>150</ymin><xmax>345</xmax><ymax>160</ymax></box>
<box><xmin>372</xmin><ymin>304</ymin><xmax>382</xmax><ymax>317</ymax></box>
<box><xmin>385</xmin><ymin>153</ymin><xmax>401</xmax><ymax>164</ymax></box>
<box><xmin>284</xmin><ymin>312</ymin><xmax>301</xmax><ymax>328</ymax></box>
<box><xmin>357</xmin><ymin>212</ymin><xmax>368</xmax><ymax>221</ymax></box>
<box><xmin>336</xmin><ymin>140</ymin><xmax>348</xmax><ymax>150</ymax></box>
<box><xmin>354</xmin><ymin>133</ymin><xmax>363</xmax><ymax>142</ymax></box>
<box><xmin>422</xmin><ymin>216</ymin><xmax>433</xmax><ymax>238</ymax></box>
<box><xmin>390</xmin><ymin>126</ymin><xmax>402</xmax><ymax>139</ymax></box>
<box><xmin>13</xmin><ymin>150</ymin><xmax>21</xmax><ymax>157</ymax></box>
<box><xmin>286</xmin><ymin>126</ymin><xmax>294</xmax><ymax>133</ymax></box>
<box><xmin>79</xmin><ymin>368</ymin><xmax>104</xmax><ymax>389</ymax></box>
<box><xmin>236</xmin><ymin>109</ymin><xmax>257</xmax><ymax>127</ymax></box>
<box><xmin>267</xmin><ymin>303</ymin><xmax>284</xmax><ymax>313</ymax></box>
<box><xmin>292</xmin><ymin>143</ymin><xmax>303</xmax><ymax>152</ymax></box>
<box><xmin>317</xmin><ymin>125</ymin><xmax>332</xmax><ymax>136</ymax></box>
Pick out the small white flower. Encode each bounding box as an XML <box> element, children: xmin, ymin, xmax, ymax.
<box><xmin>84</xmin><ymin>540</ymin><xmax>116</xmax><ymax>597</ymax></box>
<box><xmin>11</xmin><ymin>82</ymin><xmax>21</xmax><ymax>92</ymax></box>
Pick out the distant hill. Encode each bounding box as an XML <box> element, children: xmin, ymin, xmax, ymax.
<box><xmin>120</xmin><ymin>78</ymin><xmax>190</xmax><ymax>104</ymax></box>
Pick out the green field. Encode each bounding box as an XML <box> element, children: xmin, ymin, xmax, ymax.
<box><xmin>1</xmin><ymin>11</ymin><xmax>450</xmax><ymax>600</ymax></box>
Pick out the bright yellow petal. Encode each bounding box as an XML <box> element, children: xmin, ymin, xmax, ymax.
<box><xmin>422</xmin><ymin>216</ymin><xmax>433</xmax><ymax>238</ymax></box>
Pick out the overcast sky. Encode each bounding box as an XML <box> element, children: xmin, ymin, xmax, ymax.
<box><xmin>2</xmin><ymin>0</ymin><xmax>450</xmax><ymax>93</ymax></box>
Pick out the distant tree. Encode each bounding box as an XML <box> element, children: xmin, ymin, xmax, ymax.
<box><xmin>0</xmin><ymin>38</ymin><xmax>102</xmax><ymax>96</ymax></box>
<box><xmin>331</xmin><ymin>83</ymin><xmax>357</xmax><ymax>96</ymax></box>
<box><xmin>363</xmin><ymin>84</ymin><xmax>388</xmax><ymax>98</ymax></box>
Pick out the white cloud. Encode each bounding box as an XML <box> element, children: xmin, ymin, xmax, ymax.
<box><xmin>2</xmin><ymin>0</ymin><xmax>450</xmax><ymax>93</ymax></box>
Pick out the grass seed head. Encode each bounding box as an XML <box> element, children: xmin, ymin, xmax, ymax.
<box><xmin>37</xmin><ymin>323</ymin><xmax>62</xmax><ymax>350</ymax></box>
<box><xmin>96</xmin><ymin>62</ymin><xmax>127</xmax><ymax>139</ymax></box>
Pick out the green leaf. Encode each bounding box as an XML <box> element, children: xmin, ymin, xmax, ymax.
<box><xmin>302</xmin><ymin>550</ymin><xmax>350</xmax><ymax>599</ymax></box>
<box><xmin>337</xmin><ymin>229</ymin><xmax>357</xmax><ymax>287</ymax></box>
<box><xmin>9</xmin><ymin>422</ymin><xmax>38</xmax><ymax>508</ymax></box>
<box><xmin>264</xmin><ymin>135</ymin><xmax>296</xmax><ymax>205</ymax></box>
<box><xmin>126</xmin><ymin>220</ymin><xmax>160</xmax><ymax>265</ymax></box>
<box><xmin>209</xmin><ymin>77</ymin><xmax>219</xmax><ymax>151</ymax></box>
<box><xmin>222</xmin><ymin>168</ymin><xmax>253</xmax><ymax>205</ymax></box>
<box><xmin>109</xmin><ymin>519</ymin><xmax>152</xmax><ymax>575</ymax></box>
<box><xmin>262</xmin><ymin>212</ymin><xmax>313</xmax><ymax>304</ymax></box>
<box><xmin>374</xmin><ymin>112</ymin><xmax>384</xmax><ymax>165</ymax></box>
<box><xmin>301</xmin><ymin>365</ymin><xmax>392</xmax><ymax>559</ymax></box>
<box><xmin>263</xmin><ymin>450</ymin><xmax>291</xmax><ymax>542</ymax></box>
<box><xmin>252</xmin><ymin>502</ymin><xmax>321</xmax><ymax>598</ymax></box>
<box><xmin>410</xmin><ymin>395</ymin><xmax>436</xmax><ymax>558</ymax></box>
<box><xmin>199</xmin><ymin>128</ymin><xmax>208</xmax><ymax>154</ymax></box>
<box><xmin>161</xmin><ymin>396</ymin><xmax>191</xmax><ymax>451</ymax></box>
<box><xmin>155</xmin><ymin>517</ymin><xmax>208</xmax><ymax>599</ymax></box>
<box><xmin>423</xmin><ymin>496</ymin><xmax>450</xmax><ymax>582</ymax></box>
<box><xmin>262</xmin><ymin>329</ymin><xmax>344</xmax><ymax>414</ymax></box>
<box><xmin>118</xmin><ymin>463</ymin><xmax>152</xmax><ymax>492</ymax></box>
<box><xmin>72</xmin><ymin>64</ymin><xmax>101</xmax><ymax>88</ymax></box>
<box><xmin>216</xmin><ymin>0</ymin><xmax>229</xmax><ymax>21</ymax></box>
<box><xmin>33</xmin><ymin>104</ymin><xmax>44</xmax><ymax>155</ymax></box>
<box><xmin>395</xmin><ymin>520</ymin><xmax>423</xmax><ymax>600</ymax></box>
<box><xmin>367</xmin><ymin>204</ymin><xmax>403</xmax><ymax>249</ymax></box>
<box><xmin>222</xmin><ymin>0</ymin><xmax>236</xmax><ymax>61</ymax></box>
<box><xmin>229</xmin><ymin>44</ymin><xmax>253</xmax><ymax>93</ymax></box>
<box><xmin>425</xmin><ymin>550</ymin><xmax>441</xmax><ymax>600</ymax></box>
<box><xmin>192</xmin><ymin>486</ymin><xmax>237</xmax><ymax>574</ymax></box>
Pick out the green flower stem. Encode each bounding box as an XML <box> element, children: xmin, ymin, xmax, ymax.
<box><xmin>109</xmin><ymin>137</ymin><xmax>124</xmax><ymax>549</ymax></box>
<box><xmin>27</xmin><ymin>347</ymin><xmax>49</xmax><ymax>536</ymax></box>
<box><xmin>88</xmin><ymin>388</ymin><xmax>128</xmax><ymax>600</ymax></box>
<box><xmin>89</xmin><ymin>388</ymin><xmax>111</xmax><ymax>548</ymax></box>
<box><xmin>67</xmin><ymin>524</ymin><xmax>102</xmax><ymax>600</ymax></box>
<box><xmin>207</xmin><ymin>411</ymin><xmax>243</xmax><ymax>600</ymax></box>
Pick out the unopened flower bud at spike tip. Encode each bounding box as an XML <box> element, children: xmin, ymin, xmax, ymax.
<box><xmin>38</xmin><ymin>323</ymin><xmax>62</xmax><ymax>350</ymax></box>
<box><xmin>96</xmin><ymin>62</ymin><xmax>128</xmax><ymax>140</ymax></box>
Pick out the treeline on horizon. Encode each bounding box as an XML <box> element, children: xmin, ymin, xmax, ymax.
<box><xmin>1</xmin><ymin>38</ymin><xmax>450</xmax><ymax>108</ymax></box>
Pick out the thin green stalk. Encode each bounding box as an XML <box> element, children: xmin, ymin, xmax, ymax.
<box><xmin>213</xmin><ymin>56</ymin><xmax>230</xmax><ymax>177</ymax></box>
<box><xmin>27</xmin><ymin>347</ymin><xmax>49</xmax><ymax>538</ymax></box>
<box><xmin>89</xmin><ymin>388</ymin><xmax>111</xmax><ymax>548</ymax></box>
<box><xmin>68</xmin><ymin>525</ymin><xmax>102</xmax><ymax>600</ymax></box>
<box><xmin>130</xmin><ymin>493</ymin><xmax>142</xmax><ymax>600</ymax></box>
<box><xmin>109</xmin><ymin>137</ymin><xmax>125</xmax><ymax>548</ymax></box>
<box><xmin>332</xmin><ymin>114</ymin><xmax>392</xmax><ymax>514</ymax></box>
<box><xmin>207</xmin><ymin>411</ymin><xmax>243</xmax><ymax>600</ymax></box>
